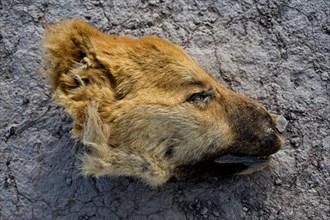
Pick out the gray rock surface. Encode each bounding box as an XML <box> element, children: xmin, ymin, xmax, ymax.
<box><xmin>1</xmin><ymin>0</ymin><xmax>329</xmax><ymax>219</ymax></box>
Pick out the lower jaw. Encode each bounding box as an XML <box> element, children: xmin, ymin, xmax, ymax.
<box><xmin>214</xmin><ymin>153</ymin><xmax>271</xmax><ymax>175</ymax></box>
<box><xmin>174</xmin><ymin>155</ymin><xmax>270</xmax><ymax>177</ymax></box>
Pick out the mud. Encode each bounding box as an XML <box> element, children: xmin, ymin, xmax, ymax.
<box><xmin>1</xmin><ymin>0</ymin><xmax>329</xmax><ymax>219</ymax></box>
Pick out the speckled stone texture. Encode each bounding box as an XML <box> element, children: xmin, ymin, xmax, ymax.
<box><xmin>1</xmin><ymin>0</ymin><xmax>329</xmax><ymax>219</ymax></box>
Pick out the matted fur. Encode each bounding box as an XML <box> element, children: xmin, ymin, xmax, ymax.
<box><xmin>42</xmin><ymin>19</ymin><xmax>285</xmax><ymax>186</ymax></box>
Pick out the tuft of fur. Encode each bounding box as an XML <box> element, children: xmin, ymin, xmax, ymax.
<box><xmin>79</xmin><ymin>104</ymin><xmax>171</xmax><ymax>186</ymax></box>
<box><xmin>42</xmin><ymin>19</ymin><xmax>285</xmax><ymax>186</ymax></box>
<box><xmin>43</xmin><ymin>19</ymin><xmax>101</xmax><ymax>90</ymax></box>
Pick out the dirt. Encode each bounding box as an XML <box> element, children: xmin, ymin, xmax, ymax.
<box><xmin>0</xmin><ymin>0</ymin><xmax>329</xmax><ymax>219</ymax></box>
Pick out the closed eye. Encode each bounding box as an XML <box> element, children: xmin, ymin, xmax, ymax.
<box><xmin>186</xmin><ymin>89</ymin><xmax>215</xmax><ymax>103</ymax></box>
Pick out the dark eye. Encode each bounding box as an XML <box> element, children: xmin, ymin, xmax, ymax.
<box><xmin>187</xmin><ymin>89</ymin><xmax>215</xmax><ymax>103</ymax></box>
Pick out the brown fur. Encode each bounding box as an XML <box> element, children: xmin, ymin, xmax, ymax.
<box><xmin>42</xmin><ymin>19</ymin><xmax>285</xmax><ymax>186</ymax></box>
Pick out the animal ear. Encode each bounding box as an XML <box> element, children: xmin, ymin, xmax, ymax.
<box><xmin>43</xmin><ymin>19</ymin><xmax>117</xmax><ymax>139</ymax></box>
<box><xmin>43</xmin><ymin>19</ymin><xmax>104</xmax><ymax>90</ymax></box>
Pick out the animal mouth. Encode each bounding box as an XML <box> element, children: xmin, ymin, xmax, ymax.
<box><xmin>211</xmin><ymin>153</ymin><xmax>271</xmax><ymax>176</ymax></box>
<box><xmin>174</xmin><ymin>153</ymin><xmax>271</xmax><ymax>177</ymax></box>
<box><xmin>214</xmin><ymin>153</ymin><xmax>270</xmax><ymax>166</ymax></box>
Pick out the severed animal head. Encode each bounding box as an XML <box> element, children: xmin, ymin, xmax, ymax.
<box><xmin>42</xmin><ymin>19</ymin><xmax>286</xmax><ymax>186</ymax></box>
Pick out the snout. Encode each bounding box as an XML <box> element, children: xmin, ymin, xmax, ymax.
<box><xmin>271</xmin><ymin>114</ymin><xmax>288</xmax><ymax>133</ymax></box>
<box><xmin>212</xmin><ymin>111</ymin><xmax>287</xmax><ymax>176</ymax></box>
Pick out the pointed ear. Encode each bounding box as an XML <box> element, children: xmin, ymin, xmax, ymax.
<box><xmin>43</xmin><ymin>19</ymin><xmax>103</xmax><ymax>90</ymax></box>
